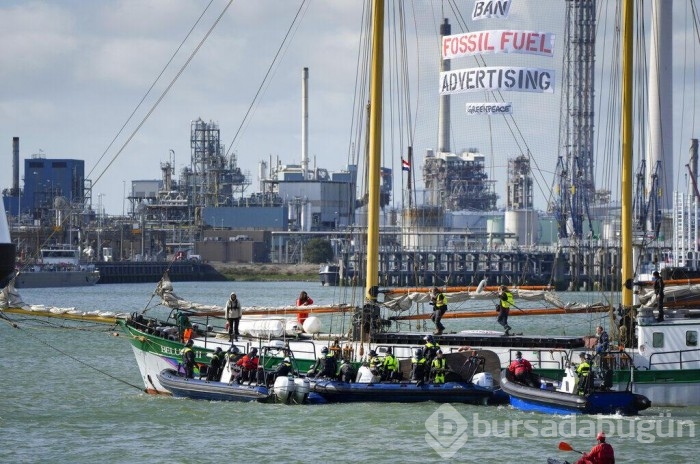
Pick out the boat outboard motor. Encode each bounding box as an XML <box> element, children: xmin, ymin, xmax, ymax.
<box><xmin>0</xmin><ymin>199</ymin><xmax>16</xmax><ymax>287</ymax></box>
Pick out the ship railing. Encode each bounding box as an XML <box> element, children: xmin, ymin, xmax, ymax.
<box><xmin>646</xmin><ymin>347</ymin><xmax>700</xmax><ymax>370</ymax></box>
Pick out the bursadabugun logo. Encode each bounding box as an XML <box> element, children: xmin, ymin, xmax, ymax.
<box><xmin>424</xmin><ymin>404</ymin><xmax>470</xmax><ymax>458</ymax></box>
<box><xmin>425</xmin><ymin>409</ymin><xmax>696</xmax><ymax>458</ymax></box>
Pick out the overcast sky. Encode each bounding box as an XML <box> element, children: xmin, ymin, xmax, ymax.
<box><xmin>2</xmin><ymin>1</ymin><xmax>699</xmax><ymax>215</ymax></box>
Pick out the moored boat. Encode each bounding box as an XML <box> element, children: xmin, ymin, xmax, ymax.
<box><xmin>11</xmin><ymin>244</ymin><xmax>99</xmax><ymax>289</ymax></box>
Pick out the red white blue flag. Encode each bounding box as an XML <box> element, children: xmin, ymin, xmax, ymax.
<box><xmin>402</xmin><ymin>158</ymin><xmax>411</xmax><ymax>172</ymax></box>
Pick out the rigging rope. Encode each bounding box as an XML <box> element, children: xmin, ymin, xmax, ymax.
<box><xmin>92</xmin><ymin>0</ymin><xmax>235</xmax><ymax>187</ymax></box>
<box><xmin>0</xmin><ymin>312</ymin><xmax>146</xmax><ymax>392</ymax></box>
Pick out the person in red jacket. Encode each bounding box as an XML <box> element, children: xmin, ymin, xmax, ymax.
<box><xmin>508</xmin><ymin>351</ymin><xmax>536</xmax><ymax>387</ymax></box>
<box><xmin>576</xmin><ymin>432</ymin><xmax>615</xmax><ymax>464</ymax></box>
<box><xmin>296</xmin><ymin>291</ymin><xmax>314</xmax><ymax>324</ymax></box>
<box><xmin>235</xmin><ymin>348</ymin><xmax>259</xmax><ymax>383</ymax></box>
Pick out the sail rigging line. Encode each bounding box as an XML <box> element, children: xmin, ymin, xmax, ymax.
<box><xmin>225</xmin><ymin>0</ymin><xmax>310</xmax><ymax>158</ymax></box>
<box><xmin>85</xmin><ymin>0</ymin><xmax>217</xmax><ymax>182</ymax></box>
<box><xmin>92</xmin><ymin>0</ymin><xmax>235</xmax><ymax>188</ymax></box>
<box><xmin>0</xmin><ymin>314</ymin><xmax>146</xmax><ymax>392</ymax></box>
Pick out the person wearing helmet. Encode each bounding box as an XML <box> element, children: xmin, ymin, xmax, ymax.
<box><xmin>206</xmin><ymin>346</ymin><xmax>225</xmax><ymax>381</ymax></box>
<box><xmin>429</xmin><ymin>287</ymin><xmax>448</xmax><ymax>335</ymax></box>
<box><xmin>180</xmin><ymin>339</ymin><xmax>196</xmax><ymax>379</ymax></box>
<box><xmin>339</xmin><ymin>359</ymin><xmax>357</xmax><ymax>383</ymax></box>
<box><xmin>271</xmin><ymin>356</ymin><xmax>293</xmax><ymax>384</ymax></box>
<box><xmin>576</xmin><ymin>352</ymin><xmax>592</xmax><ymax>395</ymax></box>
<box><xmin>308</xmin><ymin>346</ymin><xmax>337</xmax><ymax>379</ymax></box>
<box><xmin>423</xmin><ymin>335</ymin><xmax>441</xmax><ymax>366</ymax></box>
<box><xmin>411</xmin><ymin>348</ymin><xmax>427</xmax><ymax>384</ymax></box>
<box><xmin>431</xmin><ymin>349</ymin><xmax>448</xmax><ymax>384</ymax></box>
<box><xmin>576</xmin><ymin>432</ymin><xmax>615</xmax><ymax>464</ymax></box>
<box><xmin>508</xmin><ymin>351</ymin><xmax>535</xmax><ymax>387</ymax></box>
<box><xmin>381</xmin><ymin>347</ymin><xmax>400</xmax><ymax>381</ymax></box>
<box><xmin>496</xmin><ymin>285</ymin><xmax>514</xmax><ymax>336</ymax></box>
<box><xmin>368</xmin><ymin>350</ymin><xmax>382</xmax><ymax>375</ymax></box>
<box><xmin>225</xmin><ymin>292</ymin><xmax>242</xmax><ymax>342</ymax></box>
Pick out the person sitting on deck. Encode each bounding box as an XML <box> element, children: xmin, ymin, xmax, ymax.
<box><xmin>508</xmin><ymin>351</ymin><xmax>536</xmax><ymax>387</ymax></box>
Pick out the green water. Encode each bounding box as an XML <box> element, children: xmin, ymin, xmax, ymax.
<box><xmin>1</xmin><ymin>282</ymin><xmax>698</xmax><ymax>463</ymax></box>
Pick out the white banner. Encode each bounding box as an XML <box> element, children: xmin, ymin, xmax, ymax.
<box><xmin>472</xmin><ymin>0</ymin><xmax>512</xmax><ymax>21</ymax></box>
<box><xmin>442</xmin><ymin>30</ymin><xmax>555</xmax><ymax>59</ymax></box>
<box><xmin>466</xmin><ymin>102</ymin><xmax>513</xmax><ymax>115</ymax></box>
<box><xmin>440</xmin><ymin>66</ymin><xmax>555</xmax><ymax>95</ymax></box>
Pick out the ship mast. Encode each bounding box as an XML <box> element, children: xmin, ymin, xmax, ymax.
<box><xmin>621</xmin><ymin>0</ymin><xmax>634</xmax><ymax>308</ymax></box>
<box><xmin>365</xmin><ymin>0</ymin><xmax>384</xmax><ymax>304</ymax></box>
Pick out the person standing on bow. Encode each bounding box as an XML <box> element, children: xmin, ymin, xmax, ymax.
<box><xmin>181</xmin><ymin>339</ymin><xmax>196</xmax><ymax>379</ymax></box>
<box><xmin>225</xmin><ymin>292</ymin><xmax>242</xmax><ymax>342</ymax></box>
<box><xmin>429</xmin><ymin>287</ymin><xmax>447</xmax><ymax>335</ymax></box>
<box><xmin>430</xmin><ymin>350</ymin><xmax>448</xmax><ymax>384</ymax></box>
<box><xmin>496</xmin><ymin>285</ymin><xmax>514</xmax><ymax>336</ymax></box>
<box><xmin>653</xmin><ymin>271</ymin><xmax>665</xmax><ymax>322</ymax></box>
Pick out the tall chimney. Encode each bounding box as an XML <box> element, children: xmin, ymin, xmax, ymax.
<box><xmin>438</xmin><ymin>19</ymin><xmax>451</xmax><ymax>154</ymax></box>
<box><xmin>12</xmin><ymin>137</ymin><xmax>19</xmax><ymax>196</ymax></box>
<box><xmin>301</xmin><ymin>67</ymin><xmax>309</xmax><ymax>180</ymax></box>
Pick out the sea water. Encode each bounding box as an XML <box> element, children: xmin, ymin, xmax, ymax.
<box><xmin>1</xmin><ymin>282</ymin><xmax>698</xmax><ymax>463</ymax></box>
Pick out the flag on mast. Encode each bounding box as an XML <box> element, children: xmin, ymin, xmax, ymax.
<box><xmin>401</xmin><ymin>158</ymin><xmax>411</xmax><ymax>172</ymax></box>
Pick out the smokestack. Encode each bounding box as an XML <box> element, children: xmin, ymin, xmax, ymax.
<box><xmin>438</xmin><ymin>19</ymin><xmax>451</xmax><ymax>153</ymax></box>
<box><xmin>12</xmin><ymin>137</ymin><xmax>19</xmax><ymax>196</ymax></box>
<box><xmin>301</xmin><ymin>67</ymin><xmax>309</xmax><ymax>180</ymax></box>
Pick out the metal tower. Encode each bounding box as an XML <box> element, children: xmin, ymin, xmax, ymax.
<box><xmin>552</xmin><ymin>0</ymin><xmax>596</xmax><ymax>239</ymax></box>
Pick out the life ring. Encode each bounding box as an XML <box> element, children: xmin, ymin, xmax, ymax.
<box><xmin>639</xmin><ymin>344</ymin><xmax>646</xmax><ymax>353</ymax></box>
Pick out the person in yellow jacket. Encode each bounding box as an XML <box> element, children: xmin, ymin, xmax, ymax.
<box><xmin>576</xmin><ymin>352</ymin><xmax>592</xmax><ymax>395</ymax></box>
<box><xmin>381</xmin><ymin>347</ymin><xmax>400</xmax><ymax>381</ymax></box>
<box><xmin>429</xmin><ymin>287</ymin><xmax>448</xmax><ymax>335</ymax></box>
<box><xmin>431</xmin><ymin>350</ymin><xmax>448</xmax><ymax>384</ymax></box>
<box><xmin>496</xmin><ymin>285</ymin><xmax>514</xmax><ymax>336</ymax></box>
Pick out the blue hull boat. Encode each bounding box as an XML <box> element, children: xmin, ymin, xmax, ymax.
<box><xmin>157</xmin><ymin>368</ymin><xmax>271</xmax><ymax>402</ymax></box>
<box><xmin>500</xmin><ymin>369</ymin><xmax>651</xmax><ymax>415</ymax></box>
<box><xmin>310</xmin><ymin>379</ymin><xmax>497</xmax><ymax>404</ymax></box>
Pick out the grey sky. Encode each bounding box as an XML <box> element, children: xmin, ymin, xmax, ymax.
<box><xmin>2</xmin><ymin>1</ymin><xmax>698</xmax><ymax>215</ymax></box>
